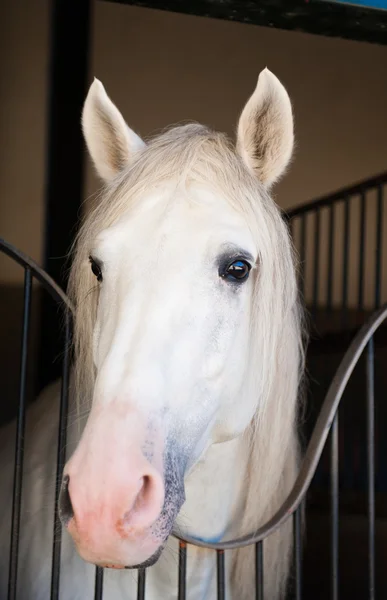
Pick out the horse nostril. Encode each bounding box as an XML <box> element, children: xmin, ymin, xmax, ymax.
<box><xmin>58</xmin><ymin>474</ymin><xmax>74</xmax><ymax>525</ymax></box>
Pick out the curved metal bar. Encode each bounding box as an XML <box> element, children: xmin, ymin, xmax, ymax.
<box><xmin>2</xmin><ymin>238</ymin><xmax>384</xmax><ymax>552</ymax></box>
<box><xmin>0</xmin><ymin>237</ymin><xmax>73</xmax><ymax>311</ymax></box>
<box><xmin>172</xmin><ymin>303</ymin><xmax>387</xmax><ymax>549</ymax></box>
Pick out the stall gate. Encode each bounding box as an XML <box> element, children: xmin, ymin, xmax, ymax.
<box><xmin>1</xmin><ymin>171</ymin><xmax>386</xmax><ymax>600</ymax></box>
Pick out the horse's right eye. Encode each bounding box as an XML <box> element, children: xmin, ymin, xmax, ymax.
<box><xmin>89</xmin><ymin>256</ymin><xmax>103</xmax><ymax>282</ymax></box>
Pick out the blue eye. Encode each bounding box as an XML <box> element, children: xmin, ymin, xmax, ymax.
<box><xmin>222</xmin><ymin>259</ymin><xmax>251</xmax><ymax>283</ymax></box>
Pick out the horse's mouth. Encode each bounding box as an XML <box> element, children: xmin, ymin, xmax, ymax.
<box><xmin>123</xmin><ymin>544</ymin><xmax>165</xmax><ymax>569</ymax></box>
<box><xmin>101</xmin><ymin>542</ymin><xmax>166</xmax><ymax>570</ymax></box>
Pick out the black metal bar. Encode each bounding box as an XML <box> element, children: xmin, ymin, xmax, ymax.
<box><xmin>300</xmin><ymin>216</ymin><xmax>307</xmax><ymax>299</ymax></box>
<box><xmin>293</xmin><ymin>506</ymin><xmax>302</xmax><ymax>600</ymax></box>
<box><xmin>137</xmin><ymin>569</ymin><xmax>146</xmax><ymax>600</ymax></box>
<box><xmin>374</xmin><ymin>185</ymin><xmax>383</xmax><ymax>309</ymax></box>
<box><xmin>7</xmin><ymin>268</ymin><xmax>32</xmax><ymax>600</ymax></box>
<box><xmin>330</xmin><ymin>414</ymin><xmax>339</xmax><ymax>600</ymax></box>
<box><xmin>94</xmin><ymin>567</ymin><xmax>104</xmax><ymax>600</ymax></box>
<box><xmin>39</xmin><ymin>0</ymin><xmax>92</xmax><ymax>392</ymax></box>
<box><xmin>342</xmin><ymin>197</ymin><xmax>350</xmax><ymax>326</ymax></box>
<box><xmin>367</xmin><ymin>338</ymin><xmax>375</xmax><ymax>600</ymax></box>
<box><xmin>327</xmin><ymin>204</ymin><xmax>335</xmax><ymax>312</ymax></box>
<box><xmin>312</xmin><ymin>209</ymin><xmax>321</xmax><ymax>314</ymax></box>
<box><xmin>358</xmin><ymin>192</ymin><xmax>366</xmax><ymax>311</ymax></box>
<box><xmin>50</xmin><ymin>309</ymin><xmax>72</xmax><ymax>599</ymax></box>
<box><xmin>178</xmin><ymin>542</ymin><xmax>187</xmax><ymax>600</ymax></box>
<box><xmin>174</xmin><ymin>303</ymin><xmax>387</xmax><ymax>551</ymax></box>
<box><xmin>255</xmin><ymin>542</ymin><xmax>264</xmax><ymax>600</ymax></box>
<box><xmin>288</xmin><ymin>172</ymin><xmax>387</xmax><ymax>219</ymax></box>
<box><xmin>217</xmin><ymin>550</ymin><xmax>225</xmax><ymax>600</ymax></box>
<box><xmin>0</xmin><ymin>238</ymin><xmax>72</xmax><ymax>311</ymax></box>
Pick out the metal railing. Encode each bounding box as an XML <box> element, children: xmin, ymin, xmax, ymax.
<box><xmin>287</xmin><ymin>172</ymin><xmax>387</xmax><ymax>333</ymax></box>
<box><xmin>0</xmin><ymin>238</ymin><xmax>72</xmax><ymax>600</ymax></box>
<box><xmin>1</xmin><ymin>236</ymin><xmax>385</xmax><ymax>599</ymax></box>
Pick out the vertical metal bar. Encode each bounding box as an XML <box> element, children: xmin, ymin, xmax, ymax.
<box><xmin>255</xmin><ymin>542</ymin><xmax>264</xmax><ymax>600</ymax></box>
<box><xmin>374</xmin><ymin>185</ymin><xmax>383</xmax><ymax>309</ymax></box>
<box><xmin>326</xmin><ymin>204</ymin><xmax>335</xmax><ymax>312</ymax></box>
<box><xmin>331</xmin><ymin>414</ymin><xmax>339</xmax><ymax>600</ymax></box>
<box><xmin>39</xmin><ymin>0</ymin><xmax>92</xmax><ymax>391</ymax></box>
<box><xmin>178</xmin><ymin>542</ymin><xmax>187</xmax><ymax>600</ymax></box>
<box><xmin>358</xmin><ymin>192</ymin><xmax>366</xmax><ymax>311</ymax></box>
<box><xmin>94</xmin><ymin>567</ymin><xmax>104</xmax><ymax>600</ymax></box>
<box><xmin>294</xmin><ymin>506</ymin><xmax>302</xmax><ymax>600</ymax></box>
<box><xmin>342</xmin><ymin>197</ymin><xmax>350</xmax><ymax>327</ymax></box>
<box><xmin>367</xmin><ymin>338</ymin><xmax>375</xmax><ymax>600</ymax></box>
<box><xmin>217</xmin><ymin>550</ymin><xmax>225</xmax><ymax>600</ymax></box>
<box><xmin>51</xmin><ymin>309</ymin><xmax>72</xmax><ymax>599</ymax></box>
<box><xmin>137</xmin><ymin>569</ymin><xmax>146</xmax><ymax>600</ymax></box>
<box><xmin>8</xmin><ymin>268</ymin><xmax>32</xmax><ymax>600</ymax></box>
<box><xmin>300</xmin><ymin>216</ymin><xmax>306</xmax><ymax>299</ymax></box>
<box><xmin>312</xmin><ymin>209</ymin><xmax>321</xmax><ymax>314</ymax></box>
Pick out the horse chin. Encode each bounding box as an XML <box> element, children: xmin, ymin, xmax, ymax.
<box><xmin>99</xmin><ymin>537</ymin><xmax>166</xmax><ymax>570</ymax></box>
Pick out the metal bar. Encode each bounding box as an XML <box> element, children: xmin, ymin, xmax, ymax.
<box><xmin>330</xmin><ymin>414</ymin><xmax>339</xmax><ymax>600</ymax></box>
<box><xmin>39</xmin><ymin>0</ymin><xmax>92</xmax><ymax>392</ymax></box>
<box><xmin>8</xmin><ymin>268</ymin><xmax>32</xmax><ymax>600</ymax></box>
<box><xmin>287</xmin><ymin>172</ymin><xmax>387</xmax><ymax>219</ymax></box>
<box><xmin>137</xmin><ymin>569</ymin><xmax>146</xmax><ymax>600</ymax></box>
<box><xmin>300</xmin><ymin>216</ymin><xmax>307</xmax><ymax>299</ymax></box>
<box><xmin>217</xmin><ymin>550</ymin><xmax>225</xmax><ymax>600</ymax></box>
<box><xmin>342</xmin><ymin>197</ymin><xmax>350</xmax><ymax>325</ymax></box>
<box><xmin>178</xmin><ymin>542</ymin><xmax>187</xmax><ymax>600</ymax></box>
<box><xmin>0</xmin><ymin>237</ymin><xmax>73</xmax><ymax>311</ymax></box>
<box><xmin>367</xmin><ymin>338</ymin><xmax>375</xmax><ymax>600</ymax></box>
<box><xmin>255</xmin><ymin>542</ymin><xmax>264</xmax><ymax>600</ymax></box>
<box><xmin>173</xmin><ymin>303</ymin><xmax>387</xmax><ymax>550</ymax></box>
<box><xmin>51</xmin><ymin>310</ymin><xmax>72</xmax><ymax>599</ymax></box>
<box><xmin>312</xmin><ymin>209</ymin><xmax>321</xmax><ymax>314</ymax></box>
<box><xmin>327</xmin><ymin>204</ymin><xmax>335</xmax><ymax>311</ymax></box>
<box><xmin>358</xmin><ymin>192</ymin><xmax>366</xmax><ymax>311</ymax></box>
<box><xmin>94</xmin><ymin>567</ymin><xmax>104</xmax><ymax>600</ymax></box>
<box><xmin>374</xmin><ymin>185</ymin><xmax>383</xmax><ymax>309</ymax></box>
<box><xmin>293</xmin><ymin>506</ymin><xmax>302</xmax><ymax>600</ymax></box>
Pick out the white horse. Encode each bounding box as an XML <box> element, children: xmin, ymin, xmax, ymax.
<box><xmin>0</xmin><ymin>68</ymin><xmax>304</xmax><ymax>599</ymax></box>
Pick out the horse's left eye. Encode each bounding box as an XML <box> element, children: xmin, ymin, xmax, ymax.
<box><xmin>222</xmin><ymin>260</ymin><xmax>251</xmax><ymax>283</ymax></box>
<box><xmin>89</xmin><ymin>256</ymin><xmax>103</xmax><ymax>282</ymax></box>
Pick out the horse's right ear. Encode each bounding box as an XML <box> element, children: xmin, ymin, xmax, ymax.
<box><xmin>82</xmin><ymin>78</ymin><xmax>146</xmax><ymax>182</ymax></box>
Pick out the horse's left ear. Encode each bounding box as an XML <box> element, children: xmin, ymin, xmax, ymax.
<box><xmin>236</xmin><ymin>68</ymin><xmax>294</xmax><ymax>189</ymax></box>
